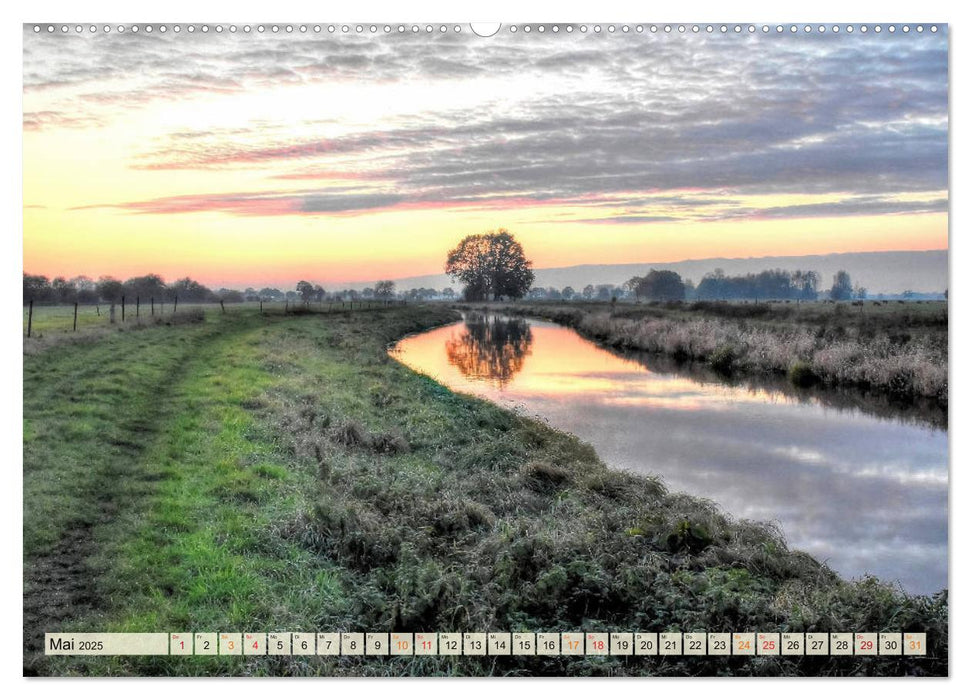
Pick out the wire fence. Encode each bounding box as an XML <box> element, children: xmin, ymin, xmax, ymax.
<box><xmin>23</xmin><ymin>297</ymin><xmax>407</xmax><ymax>337</ymax></box>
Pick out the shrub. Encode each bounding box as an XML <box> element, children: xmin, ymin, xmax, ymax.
<box><xmin>709</xmin><ymin>343</ymin><xmax>738</xmax><ymax>374</ymax></box>
<box><xmin>887</xmin><ymin>367</ymin><xmax>917</xmax><ymax>399</ymax></box>
<box><xmin>788</xmin><ymin>361</ymin><xmax>819</xmax><ymax>387</ymax></box>
<box><xmin>665</xmin><ymin>520</ymin><xmax>714</xmax><ymax>554</ymax></box>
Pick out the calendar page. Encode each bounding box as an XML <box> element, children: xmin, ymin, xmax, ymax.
<box><xmin>21</xmin><ymin>17</ymin><xmax>948</xmax><ymax>679</ymax></box>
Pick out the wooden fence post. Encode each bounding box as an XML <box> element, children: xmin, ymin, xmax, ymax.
<box><xmin>73</xmin><ymin>302</ymin><xmax>78</xmax><ymax>332</ymax></box>
<box><xmin>121</xmin><ymin>295</ymin><xmax>126</xmax><ymax>322</ymax></box>
<box><xmin>151</xmin><ymin>297</ymin><xmax>155</xmax><ymax>316</ymax></box>
<box><xmin>220</xmin><ymin>300</ymin><xmax>226</xmax><ymax>314</ymax></box>
<box><xmin>27</xmin><ymin>299</ymin><xmax>33</xmax><ymax>338</ymax></box>
<box><xmin>174</xmin><ymin>295</ymin><xmax>178</xmax><ymax>313</ymax></box>
<box><xmin>260</xmin><ymin>300</ymin><xmax>263</xmax><ymax>314</ymax></box>
<box><xmin>136</xmin><ymin>296</ymin><xmax>140</xmax><ymax>318</ymax></box>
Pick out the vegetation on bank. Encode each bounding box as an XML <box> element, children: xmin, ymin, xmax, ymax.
<box><xmin>23</xmin><ymin>305</ymin><xmax>946</xmax><ymax>676</ymax></box>
<box><xmin>497</xmin><ymin>300</ymin><xmax>948</xmax><ymax>410</ymax></box>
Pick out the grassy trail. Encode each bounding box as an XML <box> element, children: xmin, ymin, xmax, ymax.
<box><xmin>23</xmin><ymin>306</ymin><xmax>947</xmax><ymax>676</ymax></box>
<box><xmin>24</xmin><ymin>309</ymin><xmax>377</xmax><ymax>674</ymax></box>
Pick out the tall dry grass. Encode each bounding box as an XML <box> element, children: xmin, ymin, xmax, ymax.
<box><xmin>520</xmin><ymin>305</ymin><xmax>947</xmax><ymax>407</ymax></box>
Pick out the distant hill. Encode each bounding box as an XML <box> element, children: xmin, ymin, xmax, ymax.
<box><xmin>381</xmin><ymin>250</ymin><xmax>948</xmax><ymax>296</ymax></box>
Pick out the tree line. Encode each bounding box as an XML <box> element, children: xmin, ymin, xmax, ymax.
<box><xmin>23</xmin><ymin>273</ymin><xmax>460</xmax><ymax>305</ymax></box>
<box><xmin>22</xmin><ymin>273</ymin><xmax>240</xmax><ymax>305</ymax></box>
<box><xmin>522</xmin><ymin>269</ymin><xmax>864</xmax><ymax>302</ymax></box>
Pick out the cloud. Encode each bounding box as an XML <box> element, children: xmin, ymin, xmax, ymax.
<box><xmin>565</xmin><ymin>215</ymin><xmax>682</xmax><ymax>225</ymax></box>
<box><xmin>24</xmin><ymin>25</ymin><xmax>949</xmax><ymax>222</ymax></box>
<box><xmin>23</xmin><ymin>110</ymin><xmax>106</xmax><ymax>130</ymax></box>
<box><xmin>724</xmin><ymin>196</ymin><xmax>949</xmax><ymax>221</ymax></box>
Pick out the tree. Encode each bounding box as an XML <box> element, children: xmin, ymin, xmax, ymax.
<box><xmin>71</xmin><ymin>275</ymin><xmax>98</xmax><ymax>303</ymax></box>
<box><xmin>169</xmin><ymin>277</ymin><xmax>214</xmax><ymax>302</ymax></box>
<box><xmin>124</xmin><ymin>274</ymin><xmax>167</xmax><ymax>301</ymax></box>
<box><xmin>296</xmin><ymin>280</ymin><xmax>315</xmax><ymax>303</ymax></box>
<box><xmin>562</xmin><ymin>286</ymin><xmax>576</xmax><ymax>300</ymax></box>
<box><xmin>582</xmin><ymin>284</ymin><xmax>595</xmax><ymax>300</ymax></box>
<box><xmin>830</xmin><ymin>270</ymin><xmax>853</xmax><ymax>301</ymax></box>
<box><xmin>695</xmin><ymin>268</ymin><xmax>821</xmax><ymax>301</ymax></box>
<box><xmin>375</xmin><ymin>280</ymin><xmax>396</xmax><ymax>299</ymax></box>
<box><xmin>23</xmin><ymin>274</ymin><xmax>51</xmax><ymax>303</ymax></box>
<box><xmin>633</xmin><ymin>269</ymin><xmax>686</xmax><ymax>301</ymax></box>
<box><xmin>96</xmin><ymin>276</ymin><xmax>124</xmax><ymax>302</ymax></box>
<box><xmin>218</xmin><ymin>289</ymin><xmax>244</xmax><ymax>303</ymax></box>
<box><xmin>51</xmin><ymin>276</ymin><xmax>76</xmax><ymax>303</ymax></box>
<box><xmin>445</xmin><ymin>228</ymin><xmax>534</xmax><ymax>301</ymax></box>
<box><xmin>792</xmin><ymin>270</ymin><xmax>819</xmax><ymax>301</ymax></box>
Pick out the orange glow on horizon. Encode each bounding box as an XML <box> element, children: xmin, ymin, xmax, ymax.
<box><xmin>22</xmin><ymin>197</ymin><xmax>947</xmax><ymax>288</ymax></box>
<box><xmin>22</xmin><ymin>32</ymin><xmax>948</xmax><ymax>290</ymax></box>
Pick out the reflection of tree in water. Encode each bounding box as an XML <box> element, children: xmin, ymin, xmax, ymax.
<box><xmin>446</xmin><ymin>314</ymin><xmax>533</xmax><ymax>387</ymax></box>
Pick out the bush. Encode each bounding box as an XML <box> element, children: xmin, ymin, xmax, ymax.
<box><xmin>788</xmin><ymin>361</ymin><xmax>819</xmax><ymax>387</ymax></box>
<box><xmin>665</xmin><ymin>520</ymin><xmax>714</xmax><ymax>554</ymax></box>
<box><xmin>709</xmin><ymin>343</ymin><xmax>738</xmax><ymax>374</ymax></box>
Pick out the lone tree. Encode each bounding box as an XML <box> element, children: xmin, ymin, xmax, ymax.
<box><xmin>445</xmin><ymin>228</ymin><xmax>534</xmax><ymax>301</ymax></box>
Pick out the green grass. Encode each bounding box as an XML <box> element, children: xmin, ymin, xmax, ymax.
<box><xmin>23</xmin><ymin>300</ymin><xmax>395</xmax><ymax>336</ymax></box>
<box><xmin>23</xmin><ymin>304</ymin><xmax>947</xmax><ymax>676</ymax></box>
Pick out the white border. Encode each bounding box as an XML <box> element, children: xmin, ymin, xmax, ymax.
<box><xmin>4</xmin><ymin>0</ymin><xmax>963</xmax><ymax>697</ymax></box>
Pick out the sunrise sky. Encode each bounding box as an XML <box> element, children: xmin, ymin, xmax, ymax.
<box><xmin>22</xmin><ymin>24</ymin><xmax>948</xmax><ymax>289</ymax></box>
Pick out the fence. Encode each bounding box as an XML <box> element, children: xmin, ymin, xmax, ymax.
<box><xmin>23</xmin><ymin>298</ymin><xmax>409</xmax><ymax>337</ymax></box>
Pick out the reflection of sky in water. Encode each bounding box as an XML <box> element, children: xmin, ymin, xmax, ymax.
<box><xmin>392</xmin><ymin>317</ymin><xmax>948</xmax><ymax>594</ymax></box>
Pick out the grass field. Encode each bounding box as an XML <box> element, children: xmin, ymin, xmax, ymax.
<box><xmin>23</xmin><ymin>304</ymin><xmax>947</xmax><ymax>676</ymax></box>
<box><xmin>22</xmin><ymin>300</ymin><xmax>393</xmax><ymax>337</ymax></box>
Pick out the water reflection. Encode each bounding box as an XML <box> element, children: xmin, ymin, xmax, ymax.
<box><xmin>445</xmin><ymin>313</ymin><xmax>533</xmax><ymax>388</ymax></box>
<box><xmin>631</xmin><ymin>352</ymin><xmax>947</xmax><ymax>432</ymax></box>
<box><xmin>392</xmin><ymin>315</ymin><xmax>948</xmax><ymax>594</ymax></box>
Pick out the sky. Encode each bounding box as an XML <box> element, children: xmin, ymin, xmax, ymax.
<box><xmin>22</xmin><ymin>23</ymin><xmax>949</xmax><ymax>289</ymax></box>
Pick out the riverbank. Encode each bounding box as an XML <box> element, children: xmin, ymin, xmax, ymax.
<box><xmin>23</xmin><ymin>305</ymin><xmax>947</xmax><ymax>676</ymax></box>
<box><xmin>493</xmin><ymin>300</ymin><xmax>948</xmax><ymax>411</ymax></box>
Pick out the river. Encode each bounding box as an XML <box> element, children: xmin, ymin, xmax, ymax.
<box><xmin>390</xmin><ymin>312</ymin><xmax>948</xmax><ymax>595</ymax></box>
